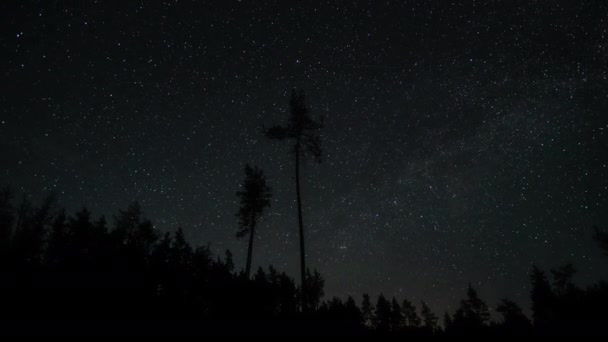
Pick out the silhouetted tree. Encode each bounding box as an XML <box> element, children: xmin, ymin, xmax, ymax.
<box><xmin>551</xmin><ymin>263</ymin><xmax>576</xmax><ymax>296</ymax></box>
<box><xmin>235</xmin><ymin>164</ymin><xmax>272</xmax><ymax>278</ymax></box>
<box><xmin>276</xmin><ymin>269</ymin><xmax>298</xmax><ymax>315</ymax></box>
<box><xmin>401</xmin><ymin>298</ymin><xmax>421</xmax><ymax>328</ymax></box>
<box><xmin>496</xmin><ymin>298</ymin><xmax>532</xmax><ymax>335</ymax></box>
<box><xmin>315</xmin><ymin>295</ymin><xmax>364</xmax><ymax>334</ymax></box>
<box><xmin>443</xmin><ymin>312</ymin><xmax>453</xmax><ymax>331</ymax></box>
<box><xmin>172</xmin><ymin>227</ymin><xmax>193</xmax><ymax>268</ymax></box>
<box><xmin>550</xmin><ymin>263</ymin><xmax>585</xmax><ymax>334</ymax></box>
<box><xmin>13</xmin><ymin>193</ymin><xmax>54</xmax><ymax>265</ymax></box>
<box><xmin>530</xmin><ymin>265</ymin><xmax>555</xmax><ymax>330</ymax></box>
<box><xmin>390</xmin><ymin>297</ymin><xmax>402</xmax><ymax>332</ymax></box>
<box><xmin>0</xmin><ymin>186</ymin><xmax>15</xmax><ymax>255</ymax></box>
<box><xmin>325</xmin><ymin>297</ymin><xmax>343</xmax><ymax>312</ymax></box>
<box><xmin>344</xmin><ymin>295</ymin><xmax>363</xmax><ymax>326</ymax></box>
<box><xmin>111</xmin><ymin>201</ymin><xmax>140</xmax><ymax>242</ymax></box>
<box><xmin>374</xmin><ymin>294</ymin><xmax>392</xmax><ymax>332</ymax></box>
<box><xmin>66</xmin><ymin>207</ymin><xmax>99</xmax><ymax>267</ymax></box>
<box><xmin>112</xmin><ymin>202</ymin><xmax>157</xmax><ymax>258</ymax></box>
<box><xmin>224</xmin><ymin>249</ymin><xmax>234</xmax><ymax>273</ymax></box>
<box><xmin>187</xmin><ymin>246</ymin><xmax>214</xmax><ymax>318</ymax></box>
<box><xmin>254</xmin><ymin>266</ymin><xmax>267</xmax><ymax>284</ymax></box>
<box><xmin>452</xmin><ymin>284</ymin><xmax>490</xmax><ymax>333</ymax></box>
<box><xmin>420</xmin><ymin>300</ymin><xmax>438</xmax><ymax>333</ymax></box>
<box><xmin>166</xmin><ymin>227</ymin><xmax>195</xmax><ymax>314</ymax></box>
<box><xmin>361</xmin><ymin>293</ymin><xmax>374</xmax><ymax>327</ymax></box>
<box><xmin>150</xmin><ymin>231</ymin><xmax>172</xmax><ymax>297</ymax></box>
<box><xmin>264</xmin><ymin>89</ymin><xmax>323</xmax><ymax>310</ymax></box>
<box><xmin>303</xmin><ymin>268</ymin><xmax>325</xmax><ymax>310</ymax></box>
<box><xmin>46</xmin><ymin>208</ymin><xmax>67</xmax><ymax>266</ymax></box>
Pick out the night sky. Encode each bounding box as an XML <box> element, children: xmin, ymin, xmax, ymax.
<box><xmin>2</xmin><ymin>1</ymin><xmax>608</xmax><ymax>316</ymax></box>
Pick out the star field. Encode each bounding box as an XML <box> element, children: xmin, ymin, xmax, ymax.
<box><xmin>1</xmin><ymin>1</ymin><xmax>607</xmax><ymax>316</ymax></box>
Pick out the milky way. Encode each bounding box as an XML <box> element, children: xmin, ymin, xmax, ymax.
<box><xmin>1</xmin><ymin>1</ymin><xmax>607</xmax><ymax>315</ymax></box>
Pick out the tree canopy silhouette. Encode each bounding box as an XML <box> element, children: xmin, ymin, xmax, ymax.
<box><xmin>0</xmin><ymin>184</ymin><xmax>608</xmax><ymax>336</ymax></box>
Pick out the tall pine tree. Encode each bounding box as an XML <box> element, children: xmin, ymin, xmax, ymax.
<box><xmin>264</xmin><ymin>89</ymin><xmax>323</xmax><ymax>310</ymax></box>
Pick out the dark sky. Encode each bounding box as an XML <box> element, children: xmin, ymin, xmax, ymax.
<box><xmin>2</xmin><ymin>1</ymin><xmax>607</xmax><ymax>316</ymax></box>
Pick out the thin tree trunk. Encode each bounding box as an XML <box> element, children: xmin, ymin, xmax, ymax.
<box><xmin>295</xmin><ymin>143</ymin><xmax>307</xmax><ymax>311</ymax></box>
<box><xmin>245</xmin><ymin>212</ymin><xmax>256</xmax><ymax>278</ymax></box>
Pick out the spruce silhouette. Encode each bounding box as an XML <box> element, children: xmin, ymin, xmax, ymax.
<box><xmin>235</xmin><ymin>164</ymin><xmax>272</xmax><ymax>278</ymax></box>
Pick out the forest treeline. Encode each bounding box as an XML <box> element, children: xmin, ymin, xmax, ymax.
<box><xmin>0</xmin><ymin>187</ymin><xmax>607</xmax><ymax>336</ymax></box>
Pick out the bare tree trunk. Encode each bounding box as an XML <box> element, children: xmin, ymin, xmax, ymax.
<box><xmin>295</xmin><ymin>143</ymin><xmax>307</xmax><ymax>311</ymax></box>
<box><xmin>245</xmin><ymin>212</ymin><xmax>256</xmax><ymax>278</ymax></box>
